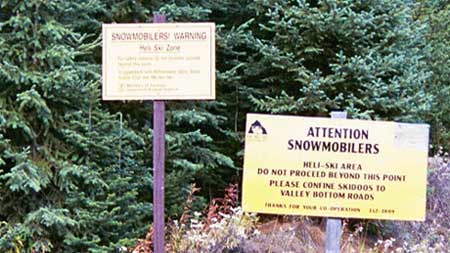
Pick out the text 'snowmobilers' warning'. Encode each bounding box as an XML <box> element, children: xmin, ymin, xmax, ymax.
<box><xmin>102</xmin><ymin>23</ymin><xmax>215</xmax><ymax>100</ymax></box>
<box><xmin>242</xmin><ymin>114</ymin><xmax>429</xmax><ymax>221</ymax></box>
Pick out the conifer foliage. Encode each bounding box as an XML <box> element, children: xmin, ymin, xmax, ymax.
<box><xmin>242</xmin><ymin>0</ymin><xmax>432</xmax><ymax>122</ymax></box>
<box><xmin>0</xmin><ymin>0</ymin><xmax>238</xmax><ymax>252</ymax></box>
<box><xmin>415</xmin><ymin>0</ymin><xmax>450</xmax><ymax>148</ymax></box>
<box><xmin>0</xmin><ymin>1</ymin><xmax>149</xmax><ymax>252</ymax></box>
<box><xmin>0</xmin><ymin>0</ymin><xmax>447</xmax><ymax>252</ymax></box>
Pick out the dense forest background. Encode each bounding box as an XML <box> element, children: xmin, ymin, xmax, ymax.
<box><xmin>0</xmin><ymin>0</ymin><xmax>448</xmax><ymax>252</ymax></box>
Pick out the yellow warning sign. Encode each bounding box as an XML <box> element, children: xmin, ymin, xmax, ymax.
<box><xmin>242</xmin><ymin>114</ymin><xmax>429</xmax><ymax>221</ymax></box>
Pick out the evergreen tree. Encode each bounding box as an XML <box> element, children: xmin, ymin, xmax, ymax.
<box><xmin>415</xmin><ymin>0</ymin><xmax>450</xmax><ymax>148</ymax></box>
<box><xmin>0</xmin><ymin>1</ymin><xmax>150</xmax><ymax>252</ymax></box>
<box><xmin>1</xmin><ymin>0</ymin><xmax>240</xmax><ymax>251</ymax></box>
<box><xmin>236</xmin><ymin>0</ymin><xmax>433</xmax><ymax>124</ymax></box>
<box><xmin>0</xmin><ymin>0</ymin><xmax>447</xmax><ymax>252</ymax></box>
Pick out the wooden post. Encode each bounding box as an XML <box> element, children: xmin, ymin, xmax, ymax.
<box><xmin>152</xmin><ymin>13</ymin><xmax>166</xmax><ymax>253</ymax></box>
<box><xmin>325</xmin><ymin>111</ymin><xmax>347</xmax><ymax>253</ymax></box>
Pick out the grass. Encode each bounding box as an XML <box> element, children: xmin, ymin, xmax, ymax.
<box><xmin>131</xmin><ymin>153</ymin><xmax>450</xmax><ymax>253</ymax></box>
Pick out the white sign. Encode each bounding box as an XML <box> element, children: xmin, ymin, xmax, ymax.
<box><xmin>102</xmin><ymin>23</ymin><xmax>215</xmax><ymax>100</ymax></box>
